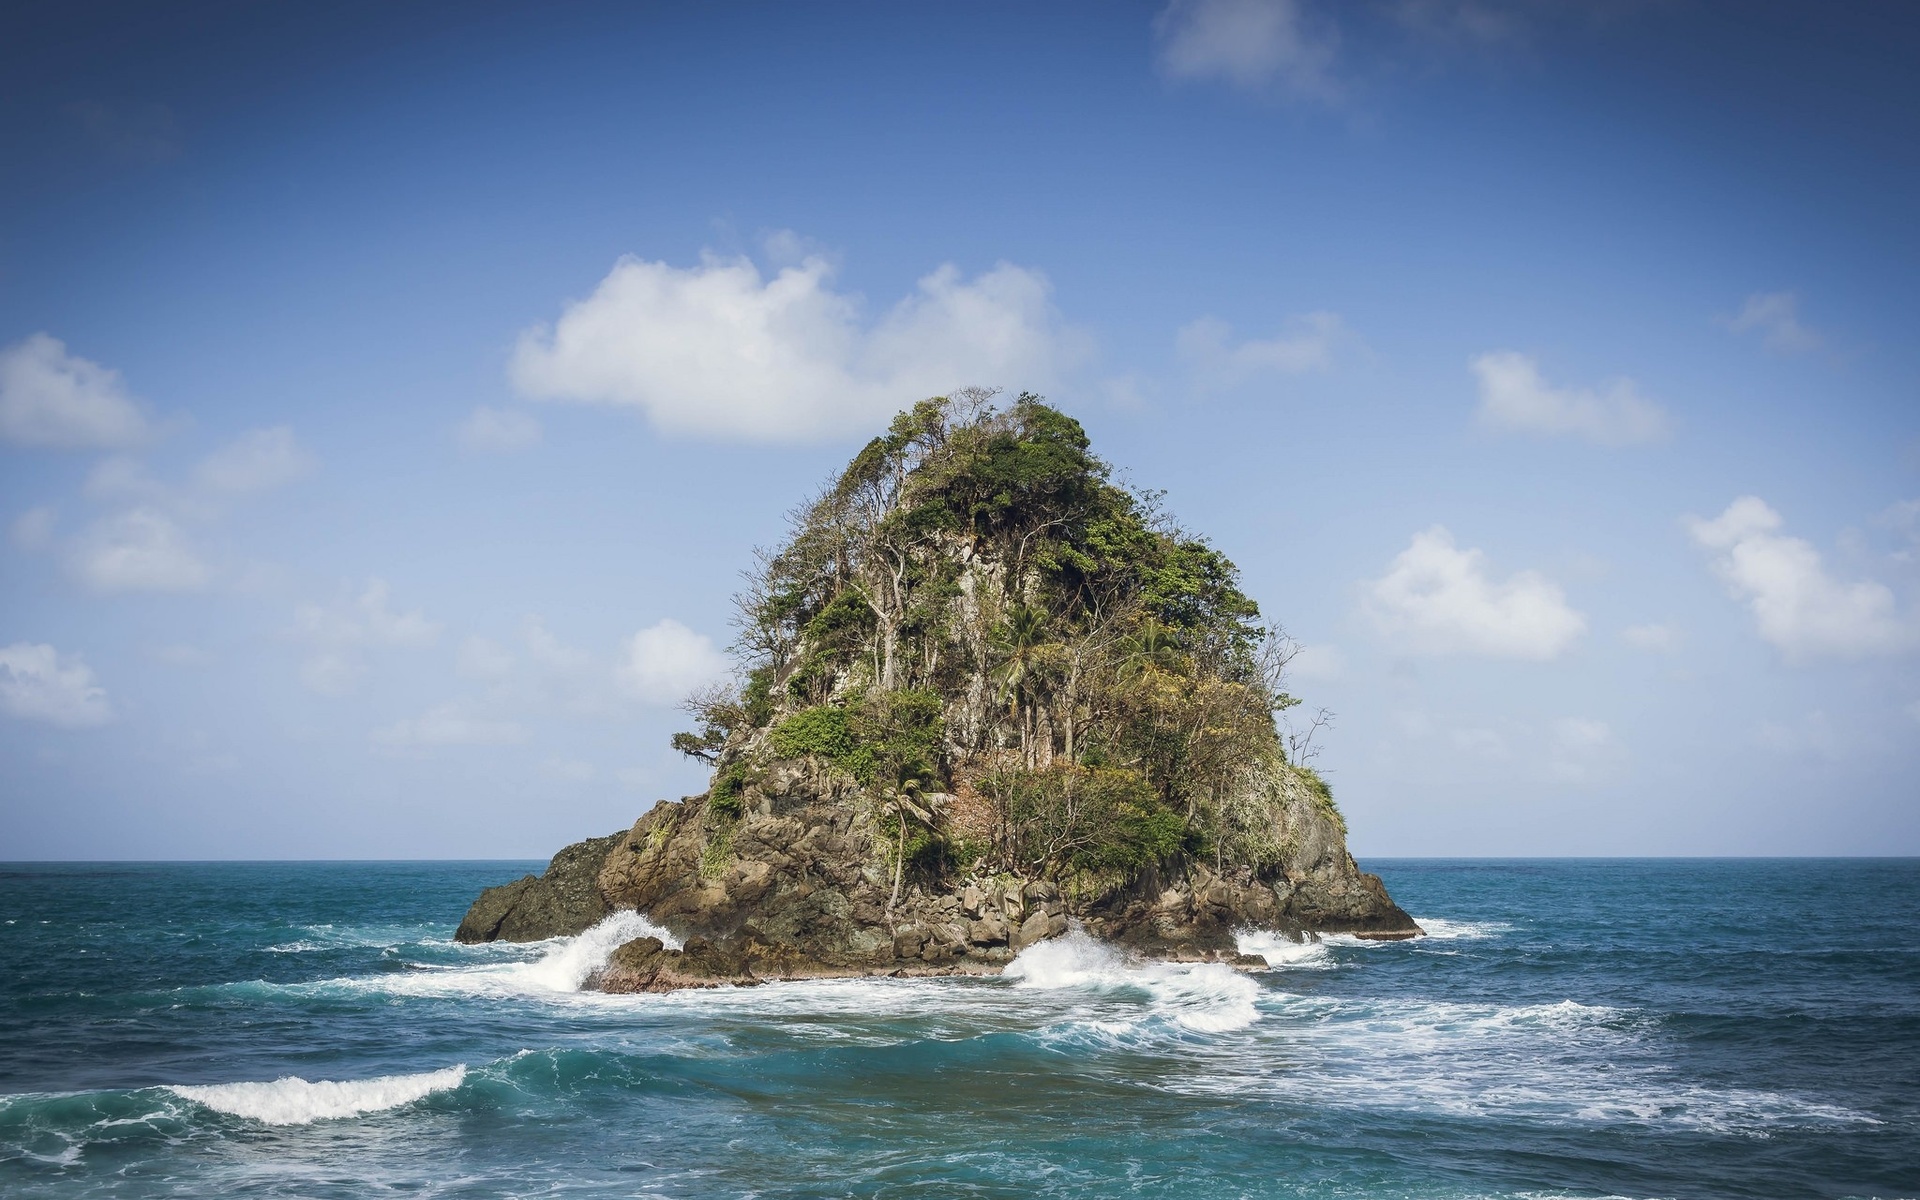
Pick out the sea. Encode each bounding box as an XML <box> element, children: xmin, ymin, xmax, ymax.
<box><xmin>0</xmin><ymin>858</ymin><xmax>1914</xmax><ymax>1199</ymax></box>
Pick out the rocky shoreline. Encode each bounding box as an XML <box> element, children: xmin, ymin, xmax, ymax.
<box><xmin>456</xmin><ymin>763</ymin><xmax>1421</xmax><ymax>993</ymax></box>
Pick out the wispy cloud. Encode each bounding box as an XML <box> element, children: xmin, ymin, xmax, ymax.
<box><xmin>1176</xmin><ymin>312</ymin><xmax>1349</xmax><ymax>388</ymax></box>
<box><xmin>1719</xmin><ymin>291</ymin><xmax>1821</xmax><ymax>354</ymax></box>
<box><xmin>1154</xmin><ymin>0</ymin><xmax>1341</xmax><ymax>101</ymax></box>
<box><xmin>457</xmin><ymin>405</ymin><xmax>542</xmax><ymax>453</ymax></box>
<box><xmin>294</xmin><ymin>580</ymin><xmax>443</xmax><ymax>695</ymax></box>
<box><xmin>1471</xmin><ymin>351</ymin><xmax>1668</xmax><ymax>446</ymax></box>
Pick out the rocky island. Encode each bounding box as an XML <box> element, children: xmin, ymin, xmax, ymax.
<box><xmin>457</xmin><ymin>392</ymin><xmax>1419</xmax><ymax>990</ymax></box>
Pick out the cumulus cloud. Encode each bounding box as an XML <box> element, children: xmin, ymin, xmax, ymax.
<box><xmin>1362</xmin><ymin>526</ymin><xmax>1586</xmax><ymax>658</ymax></box>
<box><xmin>1176</xmin><ymin>312</ymin><xmax>1348</xmax><ymax>388</ymax></box>
<box><xmin>193</xmin><ymin>426</ymin><xmax>315</xmax><ymax>494</ymax></box>
<box><xmin>1720</xmin><ymin>291</ymin><xmax>1821</xmax><ymax>354</ymax></box>
<box><xmin>0</xmin><ymin>642</ymin><xmax>112</xmax><ymax>728</ymax></box>
<box><xmin>1471</xmin><ymin>351</ymin><xmax>1669</xmax><ymax>446</ymax></box>
<box><xmin>68</xmin><ymin>508</ymin><xmax>209</xmax><ymax>593</ymax></box>
<box><xmin>1154</xmin><ymin>0</ymin><xmax>1340</xmax><ymax>100</ymax></box>
<box><xmin>295</xmin><ymin>579</ymin><xmax>443</xmax><ymax>695</ymax></box>
<box><xmin>1620</xmin><ymin>623</ymin><xmax>1681</xmax><ymax>653</ymax></box>
<box><xmin>0</xmin><ymin>333</ymin><xmax>153</xmax><ymax>450</ymax></box>
<box><xmin>372</xmin><ymin>700</ymin><xmax>526</xmax><ymax>751</ymax></box>
<box><xmin>510</xmin><ymin>247</ymin><xmax>1086</xmax><ymax>441</ymax></box>
<box><xmin>10</xmin><ymin>505</ymin><xmax>56</xmax><ymax>551</ymax></box>
<box><xmin>1686</xmin><ymin>496</ymin><xmax>1915</xmax><ymax>661</ymax></box>
<box><xmin>617</xmin><ymin>619</ymin><xmax>731</xmax><ymax>705</ymax></box>
<box><xmin>457</xmin><ymin>405</ymin><xmax>542</xmax><ymax>452</ymax></box>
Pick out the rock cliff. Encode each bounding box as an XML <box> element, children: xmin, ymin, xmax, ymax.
<box><xmin>456</xmin><ymin>393</ymin><xmax>1419</xmax><ymax>984</ymax></box>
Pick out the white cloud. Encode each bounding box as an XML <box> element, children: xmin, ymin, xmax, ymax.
<box><xmin>1621</xmin><ymin>623</ymin><xmax>1681</xmax><ymax>653</ymax></box>
<box><xmin>1470</xmin><ymin>351</ymin><xmax>1669</xmax><ymax>446</ymax></box>
<box><xmin>1686</xmin><ymin>497</ymin><xmax>1915</xmax><ymax>661</ymax></box>
<box><xmin>69</xmin><ymin>508</ymin><xmax>210</xmax><ymax>593</ymax></box>
<box><xmin>193</xmin><ymin>427</ymin><xmax>315</xmax><ymax>495</ymax></box>
<box><xmin>457</xmin><ymin>405</ymin><xmax>542</xmax><ymax>452</ymax></box>
<box><xmin>0</xmin><ymin>333</ymin><xmax>153</xmax><ymax>450</ymax></box>
<box><xmin>1154</xmin><ymin>0</ymin><xmax>1340</xmax><ymax>100</ymax></box>
<box><xmin>294</xmin><ymin>579</ymin><xmax>443</xmax><ymax>695</ymax></box>
<box><xmin>1720</xmin><ymin>291</ymin><xmax>1821</xmax><ymax>354</ymax></box>
<box><xmin>10</xmin><ymin>505</ymin><xmax>56</xmax><ymax>551</ymax></box>
<box><xmin>1362</xmin><ymin>526</ymin><xmax>1586</xmax><ymax>659</ymax></box>
<box><xmin>0</xmin><ymin>642</ymin><xmax>112</xmax><ymax>728</ymax></box>
<box><xmin>1176</xmin><ymin>312</ymin><xmax>1348</xmax><ymax>387</ymax></box>
<box><xmin>372</xmin><ymin>700</ymin><xmax>526</xmax><ymax>750</ymax></box>
<box><xmin>617</xmin><ymin>619</ymin><xmax>730</xmax><ymax>705</ymax></box>
<box><xmin>510</xmin><ymin>247</ymin><xmax>1086</xmax><ymax>441</ymax></box>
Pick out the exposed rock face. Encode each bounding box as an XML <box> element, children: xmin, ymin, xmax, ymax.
<box><xmin>454</xmin><ymin>758</ymin><xmax>1420</xmax><ymax>981</ymax></box>
<box><xmin>453</xmin><ymin>832</ymin><xmax>623</xmax><ymax>943</ymax></box>
<box><xmin>452</xmin><ymin>396</ymin><xmax>1423</xmax><ymax>983</ymax></box>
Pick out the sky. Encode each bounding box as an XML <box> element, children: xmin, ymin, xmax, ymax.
<box><xmin>1</xmin><ymin>0</ymin><xmax>1916</xmax><ymax>859</ymax></box>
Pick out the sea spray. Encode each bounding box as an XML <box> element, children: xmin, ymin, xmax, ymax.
<box><xmin>1233</xmin><ymin>928</ymin><xmax>1334</xmax><ymax>968</ymax></box>
<box><xmin>507</xmin><ymin>910</ymin><xmax>680</xmax><ymax>993</ymax></box>
<box><xmin>1004</xmin><ymin>930</ymin><xmax>1262</xmax><ymax>1032</ymax></box>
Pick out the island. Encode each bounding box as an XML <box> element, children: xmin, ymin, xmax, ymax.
<box><xmin>456</xmin><ymin>391</ymin><xmax>1420</xmax><ymax>990</ymax></box>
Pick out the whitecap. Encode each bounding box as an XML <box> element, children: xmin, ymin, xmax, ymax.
<box><xmin>1004</xmin><ymin>931</ymin><xmax>1261</xmax><ymax>1033</ymax></box>
<box><xmin>1233</xmin><ymin>928</ymin><xmax>1333</xmax><ymax>968</ymax></box>
<box><xmin>1412</xmin><ymin>917</ymin><xmax>1515</xmax><ymax>941</ymax></box>
<box><xmin>166</xmin><ymin>1065</ymin><xmax>466</xmax><ymax>1126</ymax></box>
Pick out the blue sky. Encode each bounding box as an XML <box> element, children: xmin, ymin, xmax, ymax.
<box><xmin>2</xmin><ymin>0</ymin><xmax>1916</xmax><ymax>859</ymax></box>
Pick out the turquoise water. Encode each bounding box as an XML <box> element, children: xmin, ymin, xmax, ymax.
<box><xmin>1</xmin><ymin>859</ymin><xmax>1915</xmax><ymax>1199</ymax></box>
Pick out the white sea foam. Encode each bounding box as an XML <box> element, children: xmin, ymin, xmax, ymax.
<box><xmin>1164</xmin><ymin>991</ymin><xmax>1879</xmax><ymax>1134</ymax></box>
<box><xmin>1412</xmin><ymin>917</ymin><xmax>1515</xmax><ymax>941</ymax></box>
<box><xmin>167</xmin><ymin>1065</ymin><xmax>466</xmax><ymax>1126</ymax></box>
<box><xmin>276</xmin><ymin>910</ymin><xmax>683</xmax><ymax>1003</ymax></box>
<box><xmin>1233</xmin><ymin>928</ymin><xmax>1334</xmax><ymax>968</ymax></box>
<box><xmin>1004</xmin><ymin>931</ymin><xmax>1261</xmax><ymax>1032</ymax></box>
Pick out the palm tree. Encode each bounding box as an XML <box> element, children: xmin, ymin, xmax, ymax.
<box><xmin>992</xmin><ymin>605</ymin><xmax>1050</xmax><ymax>763</ymax></box>
<box><xmin>1119</xmin><ymin>618</ymin><xmax>1183</xmax><ymax>681</ymax></box>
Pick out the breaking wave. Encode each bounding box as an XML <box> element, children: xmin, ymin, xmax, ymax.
<box><xmin>167</xmin><ymin>1066</ymin><xmax>467</xmax><ymax>1126</ymax></box>
<box><xmin>1003</xmin><ymin>931</ymin><xmax>1261</xmax><ymax>1032</ymax></box>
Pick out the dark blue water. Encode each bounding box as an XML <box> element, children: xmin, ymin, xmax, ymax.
<box><xmin>1</xmin><ymin>859</ymin><xmax>1915</xmax><ymax>1199</ymax></box>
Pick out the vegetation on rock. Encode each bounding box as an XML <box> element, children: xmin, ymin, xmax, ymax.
<box><xmin>676</xmin><ymin>389</ymin><xmax>1329</xmax><ymax>904</ymax></box>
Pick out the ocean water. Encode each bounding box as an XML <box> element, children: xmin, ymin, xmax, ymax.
<box><xmin>0</xmin><ymin>860</ymin><xmax>1915</xmax><ymax>1199</ymax></box>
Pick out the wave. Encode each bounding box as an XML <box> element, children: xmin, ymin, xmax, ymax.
<box><xmin>251</xmin><ymin>910</ymin><xmax>683</xmax><ymax>1004</ymax></box>
<box><xmin>166</xmin><ymin>1065</ymin><xmax>467</xmax><ymax>1126</ymax></box>
<box><xmin>1003</xmin><ymin>931</ymin><xmax>1261</xmax><ymax>1033</ymax></box>
<box><xmin>1233</xmin><ymin>928</ymin><xmax>1334</xmax><ymax>968</ymax></box>
<box><xmin>1167</xmin><ymin>991</ymin><xmax>1881</xmax><ymax>1134</ymax></box>
<box><xmin>1411</xmin><ymin>917</ymin><xmax>1514</xmax><ymax>941</ymax></box>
